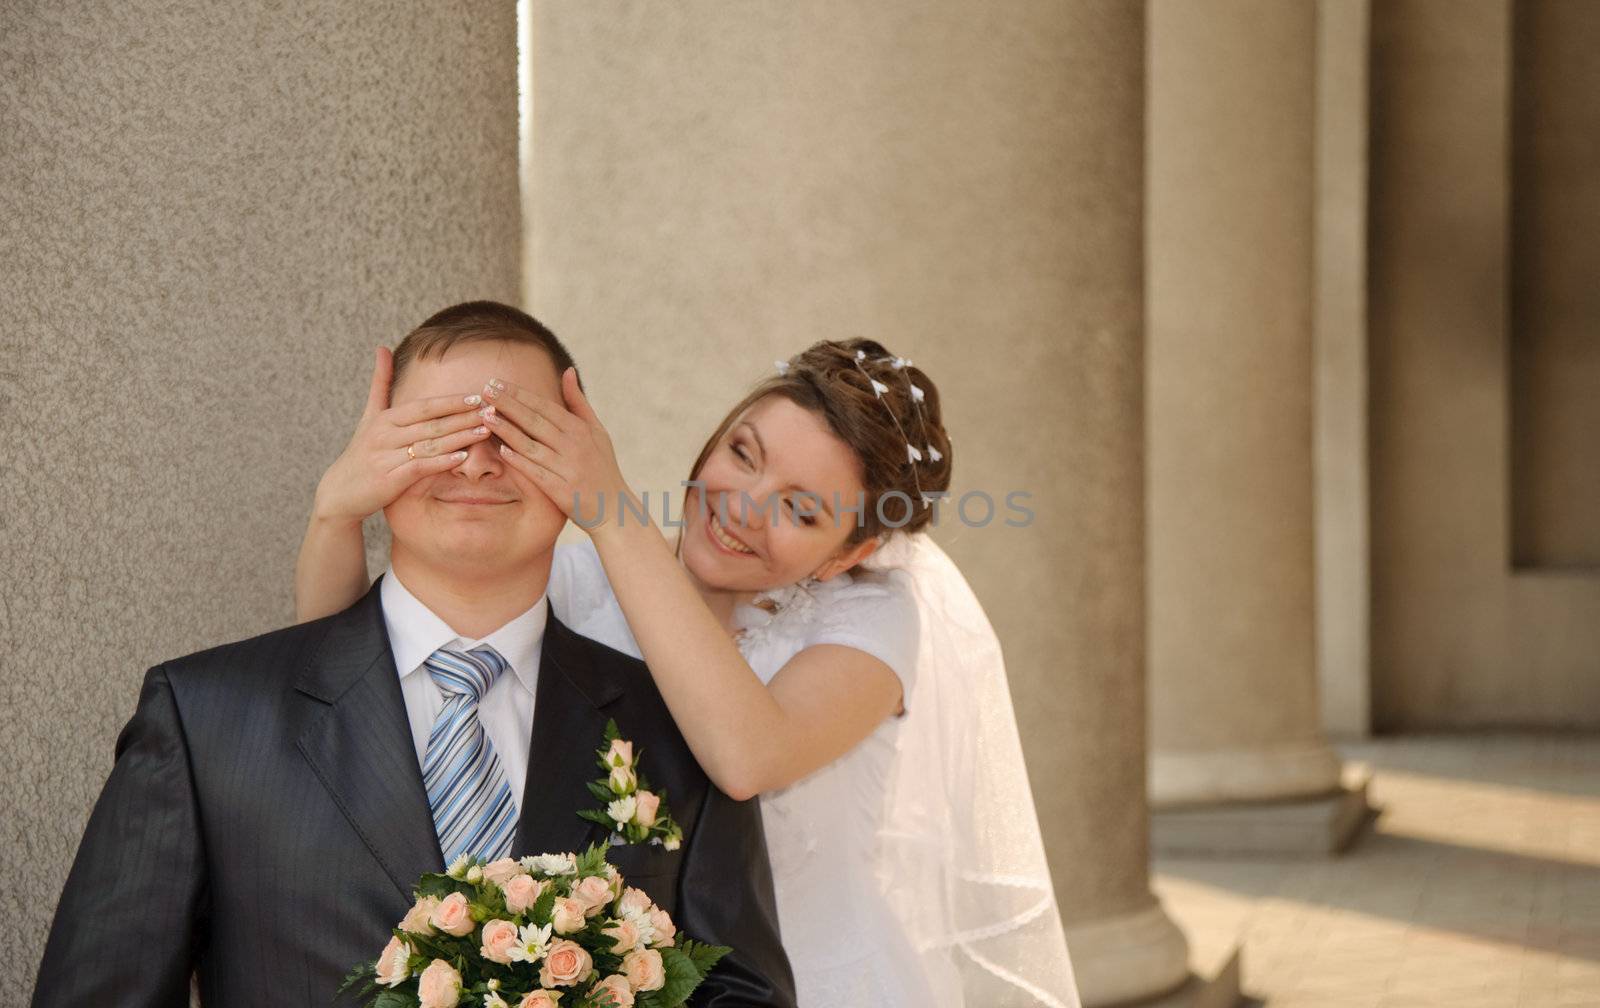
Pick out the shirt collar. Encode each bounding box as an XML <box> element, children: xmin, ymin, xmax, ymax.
<box><xmin>379</xmin><ymin>568</ymin><xmax>547</xmax><ymax>696</ymax></box>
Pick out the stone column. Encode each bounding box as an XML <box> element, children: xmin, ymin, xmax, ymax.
<box><xmin>1146</xmin><ymin>0</ymin><xmax>1369</xmax><ymax>853</ymax></box>
<box><xmin>2</xmin><ymin>0</ymin><xmax>520</xmax><ymax>994</ymax></box>
<box><xmin>528</xmin><ymin>2</ymin><xmax>1195</xmax><ymax>1002</ymax></box>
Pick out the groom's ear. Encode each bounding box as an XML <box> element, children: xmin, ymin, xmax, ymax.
<box><xmin>813</xmin><ymin>537</ymin><xmax>879</xmax><ymax>582</ymax></box>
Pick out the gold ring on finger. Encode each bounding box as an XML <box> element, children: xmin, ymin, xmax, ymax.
<box><xmin>406</xmin><ymin>443</ymin><xmax>418</xmax><ymax>460</ymax></box>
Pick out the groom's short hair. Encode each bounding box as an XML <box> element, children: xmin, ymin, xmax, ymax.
<box><xmin>392</xmin><ymin>301</ymin><xmax>579</xmax><ymax>390</ymax></box>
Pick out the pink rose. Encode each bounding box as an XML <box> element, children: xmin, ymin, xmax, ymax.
<box><xmin>623</xmin><ymin>948</ymin><xmax>666</xmax><ymax>992</ymax></box>
<box><xmin>479</xmin><ymin>919</ymin><xmax>519</xmax><ymax>965</ymax></box>
<box><xmin>552</xmin><ymin>896</ymin><xmax>588</xmax><ymax>935</ymax></box>
<box><xmin>605</xmin><ymin>739</ymin><xmax>634</xmax><ymax>768</ymax></box>
<box><xmin>592</xmin><ymin>974</ymin><xmax>636</xmax><ymax>1007</ymax></box>
<box><xmin>429</xmin><ymin>891</ymin><xmax>476</xmax><ymax>937</ymax></box>
<box><xmin>399</xmin><ymin>895</ymin><xmax>440</xmax><ymax>935</ymax></box>
<box><xmin>417</xmin><ymin>959</ymin><xmax>463</xmax><ymax>1008</ymax></box>
<box><xmin>374</xmin><ymin>935</ymin><xmax>411</xmax><ymax>987</ymax></box>
<box><xmin>616</xmin><ymin>887</ymin><xmax>653</xmax><ymax>920</ymax></box>
<box><xmin>573</xmin><ymin>875</ymin><xmax>614</xmax><ymax>916</ymax></box>
<box><xmin>632</xmin><ymin>791</ymin><xmax>661</xmax><ymax>828</ymax></box>
<box><xmin>648</xmin><ymin>908</ymin><xmax>676</xmax><ymax>947</ymax></box>
<box><xmin>504</xmin><ymin>874</ymin><xmax>545</xmax><ymax>915</ymax></box>
<box><xmin>482</xmin><ymin>858</ymin><xmax>524</xmax><ymax>887</ymax></box>
<box><xmin>518</xmin><ymin>992</ymin><xmax>562</xmax><ymax>1008</ymax></box>
<box><xmin>602</xmin><ymin>918</ymin><xmax>640</xmax><ymax>954</ymax></box>
<box><xmin>538</xmin><ymin>939</ymin><xmax>592</xmax><ymax>988</ymax></box>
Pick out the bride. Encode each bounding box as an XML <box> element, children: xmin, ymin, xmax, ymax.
<box><xmin>296</xmin><ymin>334</ymin><xmax>1080</xmax><ymax>1008</ymax></box>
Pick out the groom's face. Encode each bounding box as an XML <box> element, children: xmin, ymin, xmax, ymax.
<box><xmin>384</xmin><ymin>340</ymin><xmax>567</xmax><ymax>577</ymax></box>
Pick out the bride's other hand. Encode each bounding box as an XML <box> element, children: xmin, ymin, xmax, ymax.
<box><xmin>487</xmin><ymin>367</ymin><xmax>631</xmax><ymax>533</ymax></box>
<box><xmin>312</xmin><ymin>346</ymin><xmax>493</xmax><ymax>524</ymax></box>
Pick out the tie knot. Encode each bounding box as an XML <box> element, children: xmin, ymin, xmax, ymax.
<box><xmin>424</xmin><ymin>645</ymin><xmax>508</xmax><ymax>702</ymax></box>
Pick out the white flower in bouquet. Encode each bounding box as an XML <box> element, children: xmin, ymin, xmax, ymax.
<box><xmin>506</xmin><ymin>921</ymin><xmax>554</xmax><ymax>965</ymax></box>
<box><xmin>375</xmin><ymin>936</ymin><xmax>412</xmax><ymax>987</ymax></box>
<box><xmin>446</xmin><ymin>853</ymin><xmax>474</xmax><ymax>880</ymax></box>
<box><xmin>465</xmin><ymin>864</ymin><xmax>484</xmax><ymax>885</ymax></box>
<box><xmin>607</xmin><ymin>795</ymin><xmax>637</xmax><ymax>829</ymax></box>
<box><xmin>483</xmin><ymin>993</ymin><xmax>510</xmax><ymax>1008</ymax></box>
<box><xmin>523</xmin><ymin>852</ymin><xmax>577</xmax><ymax>875</ymax></box>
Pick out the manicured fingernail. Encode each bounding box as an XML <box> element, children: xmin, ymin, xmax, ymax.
<box><xmin>473</xmin><ymin>425</ymin><xmax>488</xmax><ymax>435</ymax></box>
<box><xmin>479</xmin><ymin>406</ymin><xmax>496</xmax><ymax>420</ymax></box>
<box><xmin>464</xmin><ymin>393</ymin><xmax>482</xmax><ymax>406</ymax></box>
<box><xmin>453</xmin><ymin>451</ymin><xmax>468</xmax><ymax>460</ymax></box>
<box><xmin>489</xmin><ymin>378</ymin><xmax>506</xmax><ymax>391</ymax></box>
<box><xmin>482</xmin><ymin>384</ymin><xmax>498</xmax><ymax>400</ymax></box>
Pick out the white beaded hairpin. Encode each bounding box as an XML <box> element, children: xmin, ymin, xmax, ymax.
<box><xmin>775</xmin><ymin>347</ymin><xmax>940</xmax><ymax>509</ymax></box>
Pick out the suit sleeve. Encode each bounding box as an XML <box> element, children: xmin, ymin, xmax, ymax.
<box><xmin>675</xmin><ymin>784</ymin><xmax>797</xmax><ymax>1008</ymax></box>
<box><xmin>32</xmin><ymin>664</ymin><xmax>207</xmax><ymax>1008</ymax></box>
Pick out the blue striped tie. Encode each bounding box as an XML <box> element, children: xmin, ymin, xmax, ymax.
<box><xmin>423</xmin><ymin>645</ymin><xmax>518</xmax><ymax>866</ymax></box>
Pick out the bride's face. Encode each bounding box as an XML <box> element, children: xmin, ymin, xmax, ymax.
<box><xmin>682</xmin><ymin>395</ymin><xmax>875</xmax><ymax>593</ymax></box>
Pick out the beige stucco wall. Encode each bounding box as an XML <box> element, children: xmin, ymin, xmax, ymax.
<box><xmin>1368</xmin><ymin>0</ymin><xmax>1600</xmax><ymax>729</ymax></box>
<box><xmin>0</xmin><ymin>0</ymin><xmax>521</xmax><ymax>991</ymax></box>
<box><xmin>525</xmin><ymin>2</ymin><xmax>1174</xmax><ymax>994</ymax></box>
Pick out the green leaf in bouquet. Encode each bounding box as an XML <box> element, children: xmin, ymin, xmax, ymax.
<box><xmin>414</xmin><ymin>873</ymin><xmax>472</xmax><ymax>901</ymax></box>
<box><xmin>529</xmin><ymin>875</ymin><xmax>560</xmax><ymax>926</ymax></box>
<box><xmin>575</xmin><ymin>842</ymin><xmax>610</xmax><ymax>876</ymax></box>
<box><xmin>652</xmin><ymin>946</ymin><xmax>710</xmax><ymax>1007</ymax></box>
<box><xmin>335</xmin><ymin>959</ymin><xmax>379</xmax><ymax>1000</ymax></box>
<box><xmin>371</xmin><ymin>988</ymin><xmax>421</xmax><ymax>1008</ymax></box>
<box><xmin>677</xmin><ymin>938</ymin><xmax>731</xmax><ymax>979</ymax></box>
<box><xmin>604</xmin><ymin>718</ymin><xmax>621</xmax><ymax>743</ymax></box>
<box><xmin>586</xmin><ymin>780</ymin><xmax>618</xmax><ymax>803</ymax></box>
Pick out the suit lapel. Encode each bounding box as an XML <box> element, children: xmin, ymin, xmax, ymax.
<box><xmin>294</xmin><ymin>578</ymin><xmax>443</xmax><ymax>900</ymax></box>
<box><xmin>513</xmin><ymin>608</ymin><xmax>627</xmax><ymax>858</ymax></box>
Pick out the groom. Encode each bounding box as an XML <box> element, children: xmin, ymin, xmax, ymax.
<box><xmin>32</xmin><ymin>302</ymin><xmax>797</xmax><ymax>1007</ymax></box>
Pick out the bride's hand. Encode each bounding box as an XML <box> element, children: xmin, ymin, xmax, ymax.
<box><xmin>486</xmin><ymin>367</ymin><xmax>631</xmax><ymax>532</ymax></box>
<box><xmin>311</xmin><ymin>347</ymin><xmax>494</xmax><ymax>524</ymax></box>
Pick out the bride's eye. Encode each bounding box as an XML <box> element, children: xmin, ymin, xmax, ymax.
<box><xmin>730</xmin><ymin>442</ymin><xmax>753</xmax><ymax>467</ymax></box>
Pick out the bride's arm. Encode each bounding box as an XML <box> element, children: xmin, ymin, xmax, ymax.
<box><xmin>488</xmin><ymin>371</ymin><xmax>902</xmax><ymax>801</ymax></box>
<box><xmin>295</xmin><ymin>347</ymin><xmax>494</xmax><ymax>621</ymax></box>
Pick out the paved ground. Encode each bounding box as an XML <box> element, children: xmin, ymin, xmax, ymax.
<box><xmin>1154</xmin><ymin>734</ymin><xmax>1600</xmax><ymax>1008</ymax></box>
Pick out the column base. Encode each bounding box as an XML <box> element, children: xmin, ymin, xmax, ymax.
<box><xmin>1063</xmin><ymin>900</ymin><xmax>1192</xmax><ymax>1007</ymax></box>
<box><xmin>1151</xmin><ymin>764</ymin><xmax>1375</xmax><ymax>857</ymax></box>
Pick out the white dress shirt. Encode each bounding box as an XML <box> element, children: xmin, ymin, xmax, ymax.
<box><xmin>379</xmin><ymin>568</ymin><xmax>546</xmax><ymax>815</ymax></box>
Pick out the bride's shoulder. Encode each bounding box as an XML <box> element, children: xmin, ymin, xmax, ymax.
<box><xmin>796</xmin><ymin>565</ymin><xmax>921</xmax><ymax>688</ymax></box>
<box><xmin>550</xmin><ymin>539</ymin><xmax>641</xmax><ymax>658</ymax></box>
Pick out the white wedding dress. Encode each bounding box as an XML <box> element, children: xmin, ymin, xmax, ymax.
<box><xmin>549</xmin><ymin>536</ymin><xmax>1080</xmax><ymax>1008</ymax></box>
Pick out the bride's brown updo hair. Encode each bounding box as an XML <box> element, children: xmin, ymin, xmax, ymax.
<box><xmin>686</xmin><ymin>339</ymin><xmax>954</xmax><ymax>543</ymax></box>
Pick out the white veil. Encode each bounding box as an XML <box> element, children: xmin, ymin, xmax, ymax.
<box><xmin>865</xmin><ymin>532</ymin><xmax>1081</xmax><ymax>1008</ymax></box>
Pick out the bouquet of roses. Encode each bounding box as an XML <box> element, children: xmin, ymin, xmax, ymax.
<box><xmin>339</xmin><ymin>844</ymin><xmax>728</xmax><ymax>1008</ymax></box>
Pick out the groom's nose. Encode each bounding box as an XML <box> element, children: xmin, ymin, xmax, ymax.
<box><xmin>454</xmin><ymin>437</ymin><xmax>505</xmax><ymax>480</ymax></box>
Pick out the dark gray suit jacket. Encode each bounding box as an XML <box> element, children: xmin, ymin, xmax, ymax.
<box><xmin>33</xmin><ymin>578</ymin><xmax>796</xmax><ymax>1008</ymax></box>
